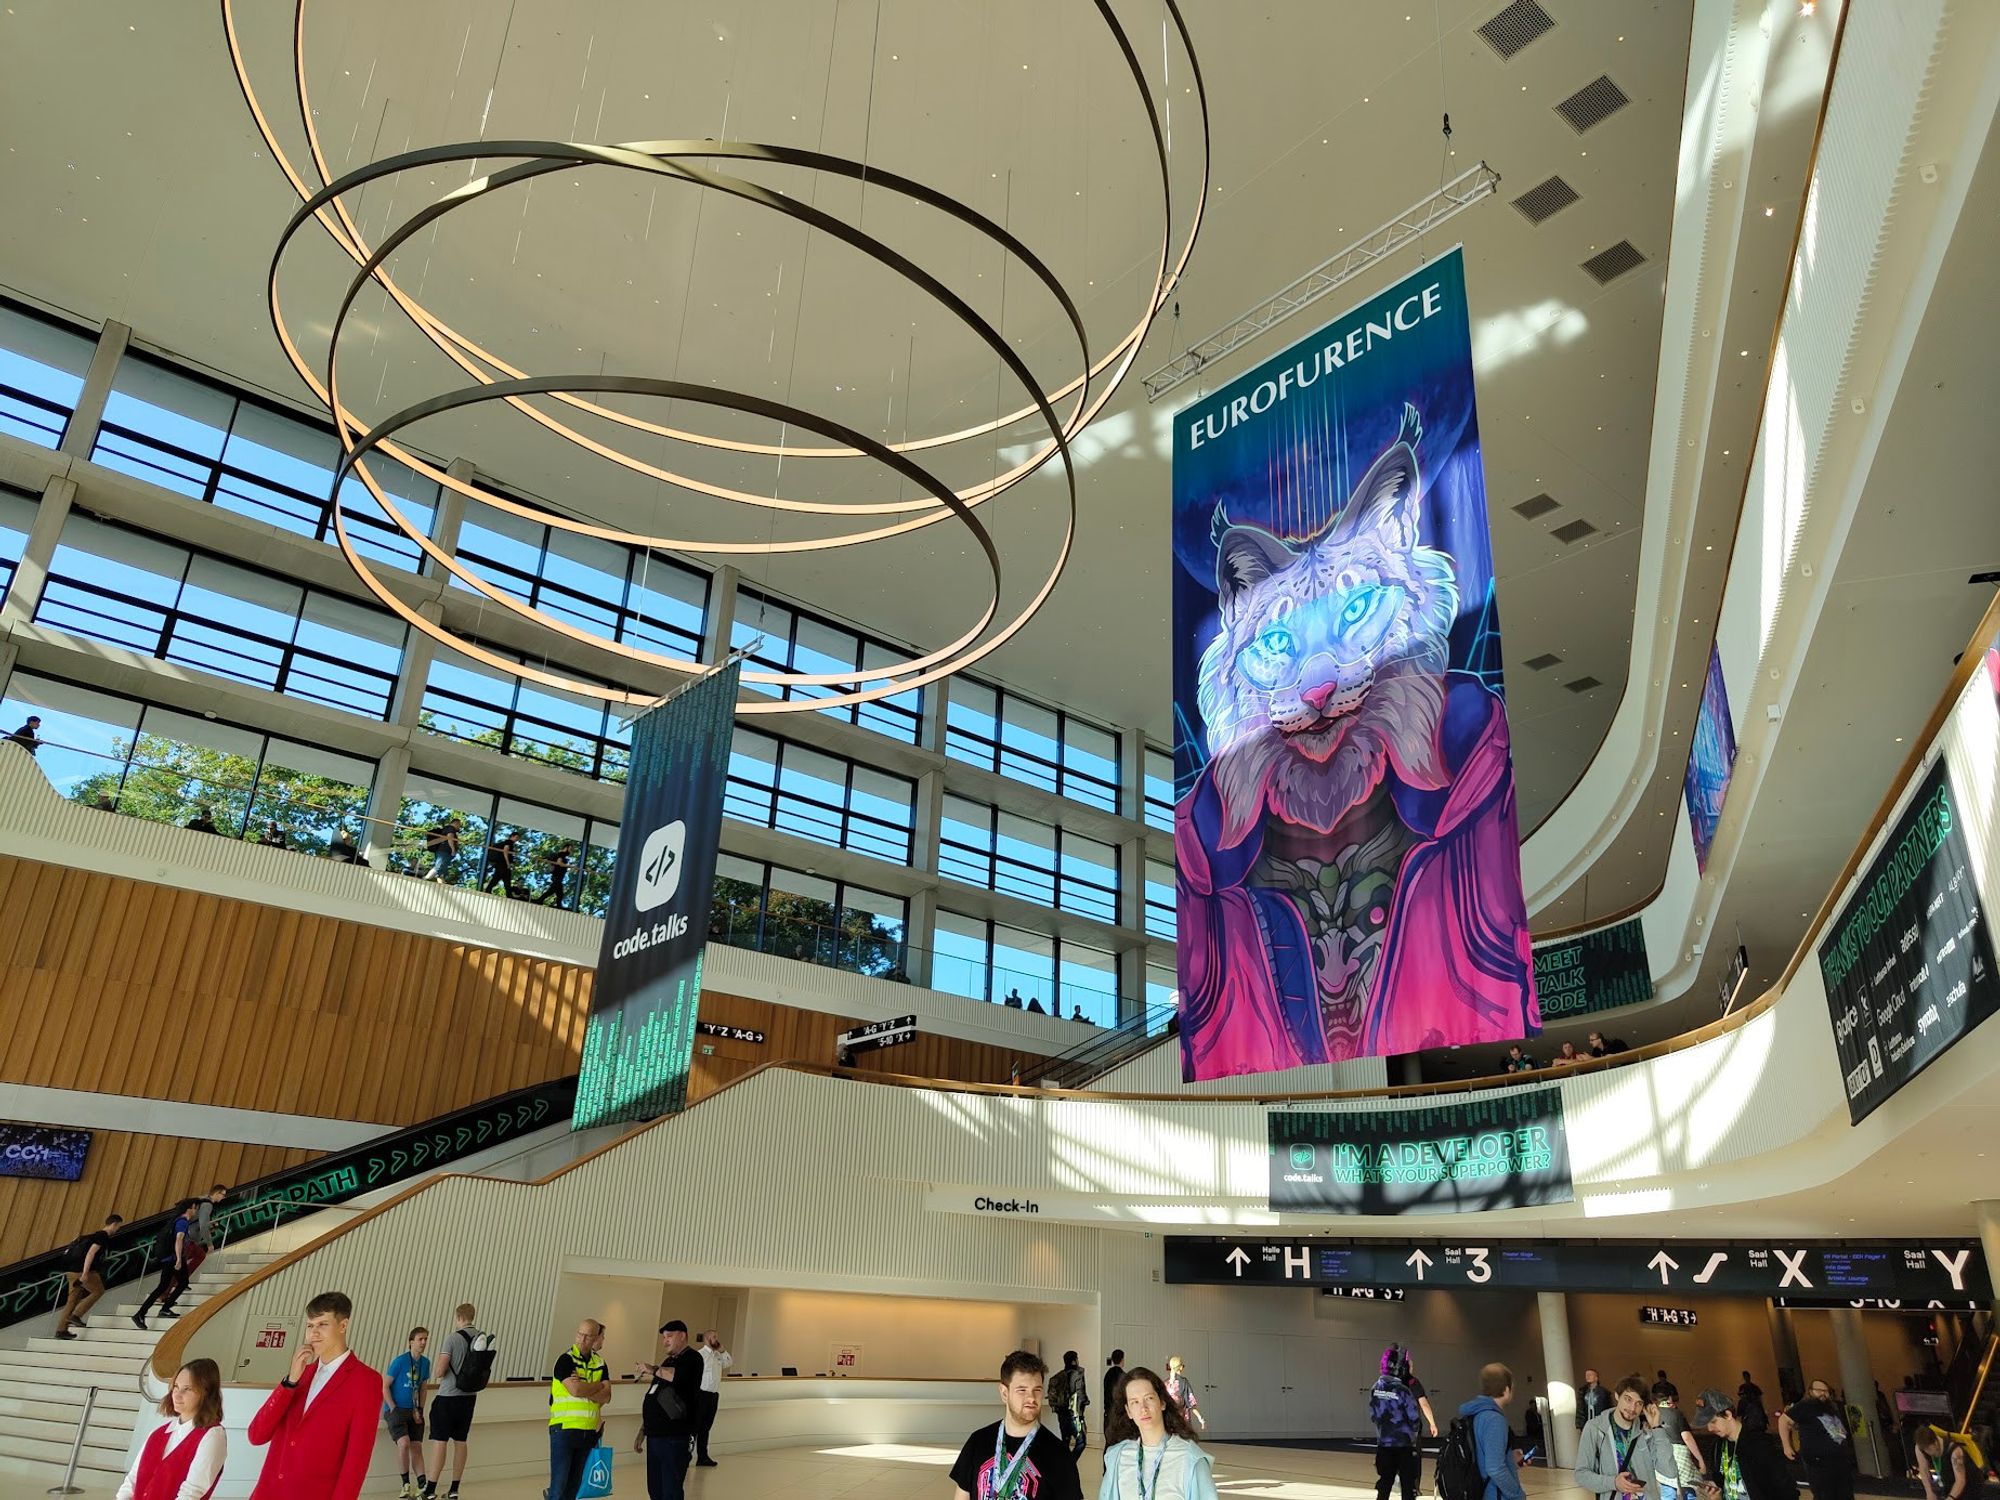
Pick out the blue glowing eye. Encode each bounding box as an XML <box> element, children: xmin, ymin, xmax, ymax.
<box><xmin>1340</xmin><ymin>588</ymin><xmax>1378</xmax><ymax>626</ymax></box>
<box><xmin>1257</xmin><ymin>626</ymin><xmax>1295</xmax><ymax>655</ymax></box>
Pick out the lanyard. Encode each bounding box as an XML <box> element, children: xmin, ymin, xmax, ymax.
<box><xmin>989</xmin><ymin>1425</ymin><xmax>1035</xmax><ymax>1500</ymax></box>
<box><xmin>1135</xmin><ymin>1441</ymin><xmax>1169</xmax><ymax>1500</ymax></box>
<box><xmin>1722</xmin><ymin>1445</ymin><xmax>1744</xmax><ymax>1498</ymax></box>
<box><xmin>1612</xmin><ymin>1422</ymin><xmax>1636</xmax><ymax>1473</ymax></box>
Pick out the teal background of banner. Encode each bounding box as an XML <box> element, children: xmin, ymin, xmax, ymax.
<box><xmin>1268</xmin><ymin>1089</ymin><xmax>1572</xmax><ymax>1214</ymax></box>
<box><xmin>574</xmin><ymin>664</ymin><xmax>741</xmax><ymax>1129</ymax></box>
<box><xmin>1531</xmin><ymin>917</ymin><xmax>1654</xmax><ymax>1020</ymax></box>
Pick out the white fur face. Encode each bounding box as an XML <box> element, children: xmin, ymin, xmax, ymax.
<box><xmin>1194</xmin><ymin>433</ymin><xmax>1457</xmax><ymax>844</ymax></box>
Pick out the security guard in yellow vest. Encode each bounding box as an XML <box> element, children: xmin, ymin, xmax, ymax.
<box><xmin>549</xmin><ymin>1319</ymin><xmax>611</xmax><ymax>1500</ymax></box>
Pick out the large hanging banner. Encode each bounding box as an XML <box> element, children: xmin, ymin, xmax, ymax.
<box><xmin>1532</xmin><ymin>917</ymin><xmax>1655</xmax><ymax>1022</ymax></box>
<box><xmin>1172</xmin><ymin>247</ymin><xmax>1538</xmax><ymax>1080</ymax></box>
<box><xmin>574</xmin><ymin>663</ymin><xmax>740</xmax><ymax>1129</ymax></box>
<box><xmin>1268</xmin><ymin>1089</ymin><xmax>1570</xmax><ymax>1215</ymax></box>
<box><xmin>1683</xmin><ymin>643</ymin><xmax>1737</xmax><ymax>871</ymax></box>
<box><xmin>1818</xmin><ymin>753</ymin><xmax>2000</xmax><ymax>1124</ymax></box>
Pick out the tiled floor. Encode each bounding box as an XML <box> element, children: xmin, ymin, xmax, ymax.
<box><xmin>454</xmin><ymin>1441</ymin><xmax>1579</xmax><ymax>1499</ymax></box>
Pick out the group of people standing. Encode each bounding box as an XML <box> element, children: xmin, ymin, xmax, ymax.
<box><xmin>951</xmin><ymin>1348</ymin><xmax>1223</xmax><ymax>1500</ymax></box>
<box><xmin>542</xmin><ymin>1316</ymin><xmax>732</xmax><ymax>1500</ymax></box>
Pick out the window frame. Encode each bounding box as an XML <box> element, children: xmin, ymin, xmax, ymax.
<box><xmin>945</xmin><ymin>674</ymin><xmax>1122</xmax><ymax>813</ymax></box>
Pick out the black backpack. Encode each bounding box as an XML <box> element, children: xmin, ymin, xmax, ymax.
<box><xmin>150</xmin><ymin>1217</ymin><xmax>183</xmax><ymax>1264</ymax></box>
<box><xmin>453</xmin><ymin>1331</ymin><xmax>498</xmax><ymax>1393</ymax></box>
<box><xmin>1435</xmin><ymin>1416</ymin><xmax>1484</xmax><ymax>1500</ymax></box>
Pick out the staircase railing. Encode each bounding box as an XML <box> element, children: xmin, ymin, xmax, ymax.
<box><xmin>0</xmin><ymin>1075</ymin><xmax>576</xmax><ymax>1331</ymax></box>
<box><xmin>1031</xmin><ymin>1004</ymin><xmax>1178</xmax><ymax>1090</ymax></box>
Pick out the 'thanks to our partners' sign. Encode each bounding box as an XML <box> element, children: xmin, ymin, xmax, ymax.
<box><xmin>1268</xmin><ymin>1088</ymin><xmax>1570</xmax><ymax>1215</ymax></box>
<box><xmin>1817</xmin><ymin>755</ymin><xmax>2000</xmax><ymax>1124</ymax></box>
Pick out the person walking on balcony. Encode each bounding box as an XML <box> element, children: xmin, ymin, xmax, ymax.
<box><xmin>134</xmin><ymin>1197</ymin><xmax>196</xmax><ymax>1330</ymax></box>
<box><xmin>541</xmin><ymin>845</ymin><xmax>573</xmax><ymax>906</ymax></box>
<box><xmin>185</xmin><ymin>805</ymin><xmax>220</xmax><ymax>836</ymax></box>
<box><xmin>6</xmin><ymin>715</ymin><xmax>42</xmax><ymax>756</ymax></box>
<box><xmin>118</xmin><ymin>1358</ymin><xmax>226</xmax><ymax>1500</ymax></box>
<box><xmin>550</xmin><ymin>1318</ymin><xmax>611</xmax><ymax>1500</ymax></box>
<box><xmin>422</xmin><ymin>817</ymin><xmax>463</xmax><ymax>882</ymax></box>
<box><xmin>248</xmin><ymin>1291</ymin><xmax>382</xmax><ymax>1500</ymax></box>
<box><xmin>480</xmin><ymin>831</ymin><xmax>525</xmax><ymax>899</ymax></box>
<box><xmin>55</xmin><ymin>1211</ymin><xmax>121</xmax><ymax>1340</ymax></box>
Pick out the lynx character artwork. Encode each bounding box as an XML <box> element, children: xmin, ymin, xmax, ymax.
<box><xmin>1171</xmin><ymin>249</ymin><xmax>1539</xmax><ymax>1080</ymax></box>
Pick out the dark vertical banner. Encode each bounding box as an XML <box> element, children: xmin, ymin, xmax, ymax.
<box><xmin>1683</xmin><ymin>643</ymin><xmax>1737</xmax><ymax>871</ymax></box>
<box><xmin>1532</xmin><ymin>917</ymin><xmax>1655</xmax><ymax>1021</ymax></box>
<box><xmin>1171</xmin><ymin>247</ymin><xmax>1538</xmax><ymax>1081</ymax></box>
<box><xmin>1818</xmin><ymin>754</ymin><xmax>2000</xmax><ymax>1124</ymax></box>
<box><xmin>573</xmin><ymin>662</ymin><xmax>740</xmax><ymax>1130</ymax></box>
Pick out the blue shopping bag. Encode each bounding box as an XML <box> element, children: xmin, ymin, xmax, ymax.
<box><xmin>578</xmin><ymin>1444</ymin><xmax>614</xmax><ymax>1498</ymax></box>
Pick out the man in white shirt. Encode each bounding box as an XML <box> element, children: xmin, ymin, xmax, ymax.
<box><xmin>694</xmin><ymin>1329</ymin><xmax>733</xmax><ymax>1467</ymax></box>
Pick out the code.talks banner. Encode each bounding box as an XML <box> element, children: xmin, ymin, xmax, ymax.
<box><xmin>1269</xmin><ymin>1089</ymin><xmax>1571</xmax><ymax>1215</ymax></box>
<box><xmin>1172</xmin><ymin>247</ymin><xmax>1539</xmax><ymax>1081</ymax></box>
<box><xmin>1818</xmin><ymin>753</ymin><xmax>2000</xmax><ymax>1124</ymax></box>
<box><xmin>1532</xmin><ymin>916</ymin><xmax>1654</xmax><ymax>1021</ymax></box>
<box><xmin>574</xmin><ymin>662</ymin><xmax>739</xmax><ymax>1130</ymax></box>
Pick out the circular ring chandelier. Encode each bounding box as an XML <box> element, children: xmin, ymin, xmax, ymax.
<box><xmin>223</xmin><ymin>0</ymin><xmax>1210</xmax><ymax>710</ymax></box>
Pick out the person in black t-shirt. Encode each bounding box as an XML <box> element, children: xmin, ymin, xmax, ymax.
<box><xmin>633</xmin><ymin>1319</ymin><xmax>704</xmax><ymax>1500</ymax></box>
<box><xmin>1779</xmin><ymin>1380</ymin><xmax>1857</xmax><ymax>1500</ymax></box>
<box><xmin>55</xmin><ymin>1212</ymin><xmax>122</xmax><ymax>1339</ymax></box>
<box><xmin>950</xmin><ymin>1350</ymin><xmax>1083</xmax><ymax>1500</ymax></box>
<box><xmin>1104</xmin><ymin>1350</ymin><xmax>1126</xmax><ymax>1421</ymax></box>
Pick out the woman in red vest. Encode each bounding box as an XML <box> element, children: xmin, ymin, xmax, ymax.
<box><xmin>118</xmin><ymin>1357</ymin><xmax>226</xmax><ymax>1500</ymax></box>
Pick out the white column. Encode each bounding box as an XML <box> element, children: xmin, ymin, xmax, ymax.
<box><xmin>57</xmin><ymin>318</ymin><xmax>130</xmax><ymax>458</ymax></box>
<box><xmin>0</xmin><ymin>474</ymin><xmax>75</xmax><ymax>629</ymax></box>
<box><xmin>424</xmin><ymin>458</ymin><xmax>471</xmax><ymax>577</ymax></box>
<box><xmin>1829</xmin><ymin>1308</ymin><xmax>1883</xmax><ymax>1477</ymax></box>
<box><xmin>1539</xmin><ymin>1290</ymin><xmax>1580</xmax><ymax>1470</ymax></box>
<box><xmin>1767</xmin><ymin>1301</ymin><xmax>1801</xmax><ymax>1399</ymax></box>
<box><xmin>362</xmin><ymin>744</ymin><xmax>411</xmax><ymax>869</ymax></box>
<box><xmin>701</xmin><ymin>563</ymin><xmax>741</xmax><ymax>666</ymax></box>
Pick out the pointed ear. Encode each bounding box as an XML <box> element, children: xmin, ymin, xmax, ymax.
<box><xmin>1215</xmin><ymin>526</ymin><xmax>1294</xmax><ymax>621</ymax></box>
<box><xmin>1335</xmin><ymin>406</ymin><xmax>1423</xmax><ymax>551</ymax></box>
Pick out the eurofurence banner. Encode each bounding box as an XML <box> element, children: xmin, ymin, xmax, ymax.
<box><xmin>574</xmin><ymin>662</ymin><xmax>740</xmax><ymax>1129</ymax></box>
<box><xmin>1268</xmin><ymin>1090</ymin><xmax>1571</xmax><ymax>1215</ymax></box>
<box><xmin>1683</xmin><ymin>643</ymin><xmax>1737</xmax><ymax>871</ymax></box>
<box><xmin>1171</xmin><ymin>247</ymin><xmax>1539</xmax><ymax>1080</ymax></box>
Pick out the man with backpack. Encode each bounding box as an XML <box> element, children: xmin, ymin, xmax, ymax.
<box><xmin>55</xmin><ymin>1212</ymin><xmax>122</xmax><ymax>1340</ymax></box>
<box><xmin>1049</xmin><ymin>1350</ymin><xmax>1090</xmax><ymax>1461</ymax></box>
<box><xmin>1450</xmin><ymin>1364</ymin><xmax>1528</xmax><ymax>1500</ymax></box>
<box><xmin>421</xmin><ymin>1303</ymin><xmax>495</xmax><ymax>1500</ymax></box>
<box><xmin>133</xmin><ymin>1198</ymin><xmax>197</xmax><ymax>1329</ymax></box>
<box><xmin>1372</xmin><ymin>1343</ymin><xmax>1427</xmax><ymax>1500</ymax></box>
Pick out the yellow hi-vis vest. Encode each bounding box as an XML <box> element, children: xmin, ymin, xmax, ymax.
<box><xmin>549</xmin><ymin>1346</ymin><xmax>607</xmax><ymax>1430</ymax></box>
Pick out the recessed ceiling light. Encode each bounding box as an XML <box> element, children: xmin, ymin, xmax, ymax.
<box><xmin>1764</xmin><ymin>206</ymin><xmax>1775</xmax><ymax>217</ymax></box>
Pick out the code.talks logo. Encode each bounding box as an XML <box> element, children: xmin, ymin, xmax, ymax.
<box><xmin>1289</xmin><ymin>1143</ymin><xmax>1316</xmax><ymax>1172</ymax></box>
<box><xmin>635</xmin><ymin>821</ymin><xmax>687</xmax><ymax>914</ymax></box>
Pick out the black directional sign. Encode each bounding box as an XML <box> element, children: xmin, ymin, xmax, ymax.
<box><xmin>1162</xmin><ymin>1237</ymin><xmax>1988</xmax><ymax>1300</ymax></box>
<box><xmin>839</xmin><ymin>1013</ymin><xmax>917</xmax><ymax>1054</ymax></box>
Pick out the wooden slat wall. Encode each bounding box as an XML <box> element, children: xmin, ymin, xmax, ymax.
<box><xmin>0</xmin><ymin>1129</ymin><xmax>318</xmax><ymax>1266</ymax></box>
<box><xmin>0</xmin><ymin>854</ymin><xmax>1038</xmax><ymax>1260</ymax></box>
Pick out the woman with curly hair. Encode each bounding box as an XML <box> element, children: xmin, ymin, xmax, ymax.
<box><xmin>1100</xmin><ymin>1366</ymin><xmax>1219</xmax><ymax>1500</ymax></box>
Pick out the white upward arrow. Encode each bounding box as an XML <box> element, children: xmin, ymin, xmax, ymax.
<box><xmin>1407</xmin><ymin>1249</ymin><xmax>1434</xmax><ymax>1281</ymax></box>
<box><xmin>1648</xmin><ymin>1251</ymin><xmax>1680</xmax><ymax>1286</ymax></box>
<box><xmin>1225</xmin><ymin>1247</ymin><xmax>1250</xmax><ymax>1277</ymax></box>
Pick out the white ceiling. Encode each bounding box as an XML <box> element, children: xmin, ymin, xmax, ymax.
<box><xmin>0</xmin><ymin>0</ymin><xmax>1719</xmax><ymax>835</ymax></box>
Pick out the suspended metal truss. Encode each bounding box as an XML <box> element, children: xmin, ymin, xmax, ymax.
<box><xmin>1142</xmin><ymin>161</ymin><xmax>1502</xmax><ymax>403</ymax></box>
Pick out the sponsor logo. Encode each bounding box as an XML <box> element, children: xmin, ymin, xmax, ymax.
<box><xmin>635</xmin><ymin>821</ymin><xmax>687</xmax><ymax>913</ymax></box>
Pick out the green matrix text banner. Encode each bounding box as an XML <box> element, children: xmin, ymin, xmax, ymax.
<box><xmin>1531</xmin><ymin>916</ymin><xmax>1654</xmax><ymax>1021</ymax></box>
<box><xmin>574</xmin><ymin>662</ymin><xmax>740</xmax><ymax>1129</ymax></box>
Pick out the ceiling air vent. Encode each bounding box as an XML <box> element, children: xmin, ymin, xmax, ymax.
<box><xmin>1513</xmin><ymin>493</ymin><xmax>1559</xmax><ymax>519</ymax></box>
<box><xmin>1565</xmin><ymin>676</ymin><xmax>1604</xmax><ymax>694</ymax></box>
<box><xmin>1555</xmin><ymin>75</ymin><xmax>1631</xmax><ymax>134</ymax></box>
<box><xmin>1524</xmin><ymin>652</ymin><xmax>1563</xmax><ymax>671</ymax></box>
<box><xmin>1511</xmin><ymin>176</ymin><xmax>1579</xmax><ymax>224</ymax></box>
<box><xmin>1476</xmin><ymin>0</ymin><xmax>1555</xmax><ymax>60</ymax></box>
<box><xmin>1551</xmin><ymin>518</ymin><xmax>1598</xmax><ymax>544</ymax></box>
<box><xmin>1581</xmin><ymin>241</ymin><xmax>1647</xmax><ymax>284</ymax></box>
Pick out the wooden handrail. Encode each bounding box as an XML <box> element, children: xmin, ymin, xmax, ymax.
<box><xmin>153</xmin><ymin>589</ymin><xmax>2000</xmax><ymax>1382</ymax></box>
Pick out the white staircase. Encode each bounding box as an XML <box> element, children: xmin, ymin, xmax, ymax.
<box><xmin>0</xmin><ymin>1249</ymin><xmax>282</xmax><ymax>1489</ymax></box>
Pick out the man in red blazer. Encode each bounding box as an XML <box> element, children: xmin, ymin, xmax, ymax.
<box><xmin>248</xmin><ymin>1290</ymin><xmax>383</xmax><ymax>1499</ymax></box>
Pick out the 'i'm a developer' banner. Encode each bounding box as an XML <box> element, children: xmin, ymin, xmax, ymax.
<box><xmin>1172</xmin><ymin>248</ymin><xmax>1539</xmax><ymax>1080</ymax></box>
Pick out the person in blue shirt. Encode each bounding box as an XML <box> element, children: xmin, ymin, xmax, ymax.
<box><xmin>382</xmin><ymin>1327</ymin><xmax>431</xmax><ymax>1500</ymax></box>
<box><xmin>1460</xmin><ymin>1364</ymin><xmax>1527</xmax><ymax>1500</ymax></box>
